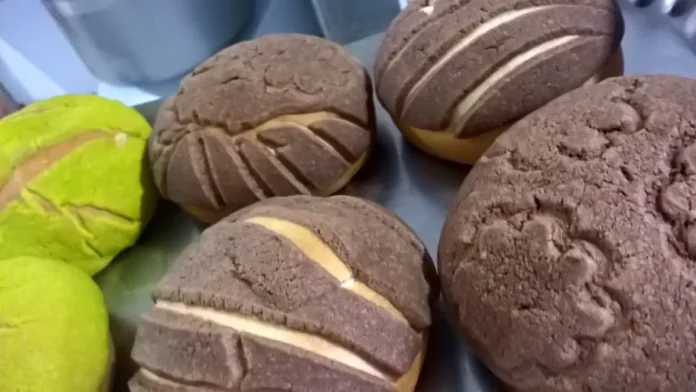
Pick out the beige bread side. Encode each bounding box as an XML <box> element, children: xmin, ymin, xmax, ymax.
<box><xmin>130</xmin><ymin>196</ymin><xmax>438</xmax><ymax>392</ymax></box>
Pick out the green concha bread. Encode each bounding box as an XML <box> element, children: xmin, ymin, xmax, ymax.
<box><xmin>0</xmin><ymin>257</ymin><xmax>111</xmax><ymax>392</ymax></box>
<box><xmin>0</xmin><ymin>94</ymin><xmax>157</xmax><ymax>275</ymax></box>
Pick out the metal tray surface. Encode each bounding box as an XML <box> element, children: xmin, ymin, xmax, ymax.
<box><xmin>95</xmin><ymin>4</ymin><xmax>696</xmax><ymax>390</ymax></box>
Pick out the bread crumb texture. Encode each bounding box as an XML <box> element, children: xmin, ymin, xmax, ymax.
<box><xmin>130</xmin><ymin>195</ymin><xmax>439</xmax><ymax>392</ymax></box>
<box><xmin>0</xmin><ymin>95</ymin><xmax>155</xmax><ymax>276</ymax></box>
<box><xmin>439</xmin><ymin>75</ymin><xmax>696</xmax><ymax>392</ymax></box>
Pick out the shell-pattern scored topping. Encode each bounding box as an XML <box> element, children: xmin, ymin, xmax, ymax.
<box><xmin>375</xmin><ymin>0</ymin><xmax>623</xmax><ymax>136</ymax></box>
<box><xmin>130</xmin><ymin>195</ymin><xmax>438</xmax><ymax>392</ymax></box>
<box><xmin>149</xmin><ymin>35</ymin><xmax>375</xmax><ymax>222</ymax></box>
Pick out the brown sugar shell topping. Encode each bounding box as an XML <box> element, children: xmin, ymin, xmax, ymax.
<box><xmin>439</xmin><ymin>75</ymin><xmax>696</xmax><ymax>392</ymax></box>
<box><xmin>130</xmin><ymin>195</ymin><xmax>438</xmax><ymax>392</ymax></box>
<box><xmin>374</xmin><ymin>0</ymin><xmax>624</xmax><ymax>136</ymax></box>
<box><xmin>149</xmin><ymin>34</ymin><xmax>375</xmax><ymax>222</ymax></box>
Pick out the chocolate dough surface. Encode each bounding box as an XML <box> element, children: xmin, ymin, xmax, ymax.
<box><xmin>375</xmin><ymin>0</ymin><xmax>623</xmax><ymax>136</ymax></box>
<box><xmin>149</xmin><ymin>34</ymin><xmax>375</xmax><ymax>219</ymax></box>
<box><xmin>131</xmin><ymin>196</ymin><xmax>438</xmax><ymax>392</ymax></box>
<box><xmin>439</xmin><ymin>75</ymin><xmax>696</xmax><ymax>391</ymax></box>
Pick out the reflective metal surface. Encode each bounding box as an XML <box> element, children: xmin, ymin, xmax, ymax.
<box><xmin>310</xmin><ymin>0</ymin><xmax>401</xmax><ymax>45</ymax></box>
<box><xmin>623</xmin><ymin>0</ymin><xmax>696</xmax><ymax>55</ymax></box>
<box><xmin>43</xmin><ymin>0</ymin><xmax>253</xmax><ymax>84</ymax></box>
<box><xmin>96</xmin><ymin>6</ymin><xmax>696</xmax><ymax>391</ymax></box>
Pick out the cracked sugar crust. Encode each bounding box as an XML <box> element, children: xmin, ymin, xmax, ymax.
<box><xmin>225</xmin><ymin>195</ymin><xmax>439</xmax><ymax>328</ymax></box>
<box><xmin>149</xmin><ymin>34</ymin><xmax>375</xmax><ymax>216</ymax></box>
<box><xmin>438</xmin><ymin>75</ymin><xmax>696</xmax><ymax>392</ymax></box>
<box><xmin>137</xmin><ymin>195</ymin><xmax>438</xmax><ymax>391</ymax></box>
<box><xmin>374</xmin><ymin>0</ymin><xmax>623</xmax><ymax>136</ymax></box>
<box><xmin>130</xmin><ymin>309</ymin><xmax>394</xmax><ymax>392</ymax></box>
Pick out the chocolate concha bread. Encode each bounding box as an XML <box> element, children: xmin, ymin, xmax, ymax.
<box><xmin>374</xmin><ymin>0</ymin><xmax>624</xmax><ymax>164</ymax></box>
<box><xmin>149</xmin><ymin>34</ymin><xmax>375</xmax><ymax>223</ymax></box>
<box><xmin>130</xmin><ymin>195</ymin><xmax>439</xmax><ymax>392</ymax></box>
<box><xmin>439</xmin><ymin>75</ymin><xmax>696</xmax><ymax>392</ymax></box>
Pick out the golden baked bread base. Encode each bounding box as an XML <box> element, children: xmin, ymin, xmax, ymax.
<box><xmin>400</xmin><ymin>124</ymin><xmax>508</xmax><ymax>165</ymax></box>
<box><xmin>181</xmin><ymin>111</ymin><xmax>370</xmax><ymax>224</ymax></box>
<box><xmin>399</xmin><ymin>49</ymin><xmax>624</xmax><ymax>165</ymax></box>
<box><xmin>395</xmin><ymin>343</ymin><xmax>426</xmax><ymax>392</ymax></box>
<box><xmin>152</xmin><ymin>215</ymin><xmax>425</xmax><ymax>391</ymax></box>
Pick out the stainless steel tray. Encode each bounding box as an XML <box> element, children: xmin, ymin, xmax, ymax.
<box><xmin>95</xmin><ymin>5</ymin><xmax>696</xmax><ymax>390</ymax></box>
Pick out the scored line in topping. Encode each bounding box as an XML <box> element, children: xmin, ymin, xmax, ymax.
<box><xmin>401</xmin><ymin>5</ymin><xmax>557</xmax><ymax>118</ymax></box>
<box><xmin>234</xmin><ymin>141</ymin><xmax>275</xmax><ymax>199</ymax></box>
<box><xmin>225</xmin><ymin>138</ymin><xmax>268</xmax><ymax>201</ymax></box>
<box><xmin>155</xmin><ymin>300</ymin><xmax>389</xmax><ymax>381</ymax></box>
<box><xmin>0</xmin><ymin>131</ymin><xmax>110</xmax><ymax>210</ymax></box>
<box><xmin>240</xmin><ymin>112</ymin><xmax>343</xmax><ymax>136</ymax></box>
<box><xmin>314</xmin><ymin>150</ymin><xmax>369</xmax><ymax>197</ymax></box>
<box><xmin>188</xmin><ymin>112</ymin><xmax>366</xmax><ymax>200</ymax></box>
<box><xmin>378</xmin><ymin>0</ymin><xmax>616</xmax><ymax>97</ymax></box>
<box><xmin>252</xmin><ymin>115</ymin><xmax>356</xmax><ymax>167</ymax></box>
<box><xmin>253</xmin><ymin>138</ymin><xmax>313</xmax><ymax>195</ymax></box>
<box><xmin>197</xmin><ymin>135</ymin><xmax>225</xmax><ymax>207</ymax></box>
<box><xmin>137</xmin><ymin>369</ymin><xmax>181</xmax><ymax>388</ymax></box>
<box><xmin>302</xmin><ymin>127</ymin><xmax>353</xmax><ymax>164</ymax></box>
<box><xmin>449</xmin><ymin>34</ymin><xmax>580</xmax><ymax>135</ymax></box>
<box><xmin>244</xmin><ymin>216</ymin><xmax>408</xmax><ymax>324</ymax></box>
<box><xmin>375</xmin><ymin>0</ymin><xmax>457</xmax><ymax>84</ymax></box>
<box><xmin>237</xmin><ymin>137</ymin><xmax>311</xmax><ymax>197</ymax></box>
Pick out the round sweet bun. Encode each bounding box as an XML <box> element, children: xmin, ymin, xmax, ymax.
<box><xmin>0</xmin><ymin>94</ymin><xmax>156</xmax><ymax>276</ymax></box>
<box><xmin>129</xmin><ymin>195</ymin><xmax>439</xmax><ymax>392</ymax></box>
<box><xmin>374</xmin><ymin>0</ymin><xmax>625</xmax><ymax>164</ymax></box>
<box><xmin>439</xmin><ymin>75</ymin><xmax>696</xmax><ymax>391</ymax></box>
<box><xmin>149</xmin><ymin>34</ymin><xmax>376</xmax><ymax>224</ymax></box>
<box><xmin>0</xmin><ymin>257</ymin><xmax>111</xmax><ymax>392</ymax></box>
